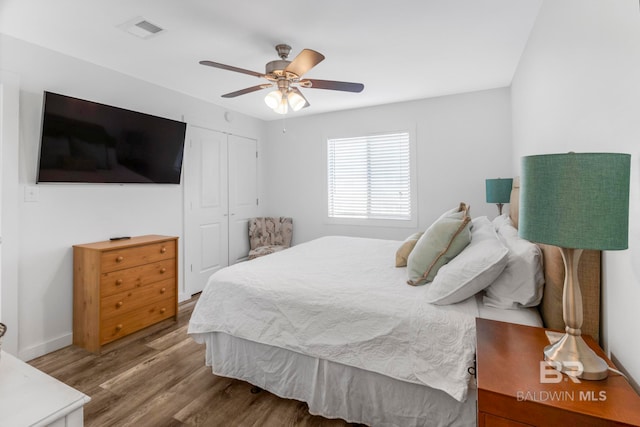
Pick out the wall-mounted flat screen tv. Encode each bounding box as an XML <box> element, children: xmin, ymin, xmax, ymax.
<box><xmin>37</xmin><ymin>91</ymin><xmax>187</xmax><ymax>184</ymax></box>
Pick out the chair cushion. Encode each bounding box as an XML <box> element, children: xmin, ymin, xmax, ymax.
<box><xmin>248</xmin><ymin>245</ymin><xmax>288</xmax><ymax>260</ymax></box>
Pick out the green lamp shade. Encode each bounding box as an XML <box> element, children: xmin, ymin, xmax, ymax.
<box><xmin>486</xmin><ymin>178</ymin><xmax>513</xmax><ymax>203</ymax></box>
<box><xmin>519</xmin><ymin>152</ymin><xmax>630</xmax><ymax>250</ymax></box>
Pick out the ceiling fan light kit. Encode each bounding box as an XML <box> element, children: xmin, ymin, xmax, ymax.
<box><xmin>264</xmin><ymin>90</ymin><xmax>282</xmax><ymax>110</ymax></box>
<box><xmin>200</xmin><ymin>44</ymin><xmax>364</xmax><ymax>115</ymax></box>
<box><xmin>287</xmin><ymin>90</ymin><xmax>306</xmax><ymax>112</ymax></box>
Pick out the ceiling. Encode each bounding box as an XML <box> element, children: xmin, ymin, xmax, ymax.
<box><xmin>0</xmin><ymin>0</ymin><xmax>542</xmax><ymax>121</ymax></box>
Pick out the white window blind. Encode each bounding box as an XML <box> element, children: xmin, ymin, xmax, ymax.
<box><xmin>327</xmin><ymin>132</ymin><xmax>412</xmax><ymax>221</ymax></box>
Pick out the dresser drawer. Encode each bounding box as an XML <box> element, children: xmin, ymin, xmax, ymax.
<box><xmin>101</xmin><ymin>240</ymin><xmax>176</xmax><ymax>273</ymax></box>
<box><xmin>100</xmin><ymin>297</ymin><xmax>176</xmax><ymax>345</ymax></box>
<box><xmin>100</xmin><ymin>278</ymin><xmax>176</xmax><ymax>320</ymax></box>
<box><xmin>100</xmin><ymin>258</ymin><xmax>176</xmax><ymax>297</ymax></box>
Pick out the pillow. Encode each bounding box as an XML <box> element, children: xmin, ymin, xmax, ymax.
<box><xmin>407</xmin><ymin>202</ymin><xmax>472</xmax><ymax>286</ymax></box>
<box><xmin>395</xmin><ymin>232</ymin><xmax>423</xmax><ymax>267</ymax></box>
<box><xmin>492</xmin><ymin>213</ymin><xmax>513</xmax><ymax>230</ymax></box>
<box><xmin>425</xmin><ymin>216</ymin><xmax>509</xmax><ymax>305</ymax></box>
<box><xmin>483</xmin><ymin>222</ymin><xmax>545</xmax><ymax>309</ymax></box>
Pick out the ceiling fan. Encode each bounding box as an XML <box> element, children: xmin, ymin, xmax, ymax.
<box><xmin>199</xmin><ymin>44</ymin><xmax>364</xmax><ymax>114</ymax></box>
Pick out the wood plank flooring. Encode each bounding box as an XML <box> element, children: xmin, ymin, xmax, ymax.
<box><xmin>29</xmin><ymin>296</ymin><xmax>365</xmax><ymax>427</ymax></box>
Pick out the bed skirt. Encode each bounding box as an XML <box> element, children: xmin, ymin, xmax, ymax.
<box><xmin>193</xmin><ymin>331</ymin><xmax>476</xmax><ymax>427</ymax></box>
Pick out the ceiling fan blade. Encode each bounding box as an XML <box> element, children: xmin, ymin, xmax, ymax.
<box><xmin>301</xmin><ymin>79</ymin><xmax>364</xmax><ymax>93</ymax></box>
<box><xmin>221</xmin><ymin>84</ymin><xmax>271</xmax><ymax>98</ymax></box>
<box><xmin>290</xmin><ymin>87</ymin><xmax>310</xmax><ymax>109</ymax></box>
<box><xmin>284</xmin><ymin>49</ymin><xmax>325</xmax><ymax>77</ymax></box>
<box><xmin>199</xmin><ymin>60</ymin><xmax>264</xmax><ymax>78</ymax></box>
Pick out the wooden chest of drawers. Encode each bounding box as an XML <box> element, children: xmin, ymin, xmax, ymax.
<box><xmin>73</xmin><ymin>235</ymin><xmax>178</xmax><ymax>352</ymax></box>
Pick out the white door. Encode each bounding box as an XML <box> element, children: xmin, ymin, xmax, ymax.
<box><xmin>184</xmin><ymin>126</ymin><xmax>229</xmax><ymax>295</ymax></box>
<box><xmin>228</xmin><ymin>135</ymin><xmax>258</xmax><ymax>264</ymax></box>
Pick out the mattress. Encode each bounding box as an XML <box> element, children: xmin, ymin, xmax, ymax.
<box><xmin>189</xmin><ymin>236</ymin><xmax>542</xmax><ymax>404</ymax></box>
<box><xmin>193</xmin><ymin>295</ymin><xmax>540</xmax><ymax>427</ymax></box>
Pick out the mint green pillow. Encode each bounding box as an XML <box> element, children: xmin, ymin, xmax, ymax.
<box><xmin>407</xmin><ymin>203</ymin><xmax>472</xmax><ymax>286</ymax></box>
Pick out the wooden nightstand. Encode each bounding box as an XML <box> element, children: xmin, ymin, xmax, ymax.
<box><xmin>476</xmin><ymin>318</ymin><xmax>640</xmax><ymax>426</ymax></box>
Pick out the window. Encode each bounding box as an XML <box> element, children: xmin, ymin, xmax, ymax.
<box><xmin>327</xmin><ymin>131</ymin><xmax>414</xmax><ymax>223</ymax></box>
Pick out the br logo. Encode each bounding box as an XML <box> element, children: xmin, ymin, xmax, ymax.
<box><xmin>539</xmin><ymin>361</ymin><xmax>583</xmax><ymax>384</ymax></box>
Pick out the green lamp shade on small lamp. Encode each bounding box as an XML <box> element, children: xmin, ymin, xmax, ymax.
<box><xmin>519</xmin><ymin>152</ymin><xmax>631</xmax><ymax>381</ymax></box>
<box><xmin>519</xmin><ymin>153</ymin><xmax>630</xmax><ymax>250</ymax></box>
<box><xmin>486</xmin><ymin>178</ymin><xmax>513</xmax><ymax>215</ymax></box>
<box><xmin>485</xmin><ymin>178</ymin><xmax>513</xmax><ymax>203</ymax></box>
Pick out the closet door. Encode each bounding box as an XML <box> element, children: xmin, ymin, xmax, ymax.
<box><xmin>228</xmin><ymin>135</ymin><xmax>258</xmax><ymax>265</ymax></box>
<box><xmin>184</xmin><ymin>126</ymin><xmax>229</xmax><ymax>296</ymax></box>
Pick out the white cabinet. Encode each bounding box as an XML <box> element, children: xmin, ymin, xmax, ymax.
<box><xmin>183</xmin><ymin>126</ymin><xmax>258</xmax><ymax>295</ymax></box>
<box><xmin>0</xmin><ymin>351</ymin><xmax>90</xmax><ymax>426</ymax></box>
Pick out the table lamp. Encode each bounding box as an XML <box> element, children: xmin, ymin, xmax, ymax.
<box><xmin>519</xmin><ymin>152</ymin><xmax>630</xmax><ymax>380</ymax></box>
<box><xmin>486</xmin><ymin>178</ymin><xmax>513</xmax><ymax>215</ymax></box>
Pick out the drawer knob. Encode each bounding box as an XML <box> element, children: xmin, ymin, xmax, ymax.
<box><xmin>160</xmin><ymin>267</ymin><xmax>167</xmax><ymax>274</ymax></box>
<box><xmin>160</xmin><ymin>287</ymin><xmax>166</xmax><ymax>294</ymax></box>
<box><xmin>160</xmin><ymin>308</ymin><xmax>166</xmax><ymax>314</ymax></box>
<box><xmin>116</xmin><ymin>301</ymin><xmax>123</xmax><ymax>308</ymax></box>
<box><xmin>116</xmin><ymin>279</ymin><xmax>123</xmax><ymax>286</ymax></box>
<box><xmin>115</xmin><ymin>324</ymin><xmax>123</xmax><ymax>331</ymax></box>
<box><xmin>160</xmin><ymin>247</ymin><xmax>167</xmax><ymax>254</ymax></box>
<box><xmin>116</xmin><ymin>256</ymin><xmax>124</xmax><ymax>263</ymax></box>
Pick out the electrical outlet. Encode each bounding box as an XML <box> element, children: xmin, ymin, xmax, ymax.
<box><xmin>24</xmin><ymin>185</ymin><xmax>39</xmax><ymax>202</ymax></box>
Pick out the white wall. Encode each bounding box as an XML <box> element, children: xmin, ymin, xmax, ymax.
<box><xmin>511</xmin><ymin>0</ymin><xmax>640</xmax><ymax>386</ymax></box>
<box><xmin>264</xmin><ymin>88</ymin><xmax>513</xmax><ymax>244</ymax></box>
<box><xmin>0</xmin><ymin>33</ymin><xmax>267</xmax><ymax>360</ymax></box>
<box><xmin>0</xmin><ymin>69</ymin><xmax>21</xmax><ymax>355</ymax></box>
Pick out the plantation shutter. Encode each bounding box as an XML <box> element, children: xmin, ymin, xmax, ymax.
<box><xmin>327</xmin><ymin>132</ymin><xmax>412</xmax><ymax>220</ymax></box>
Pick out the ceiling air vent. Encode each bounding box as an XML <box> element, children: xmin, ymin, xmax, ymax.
<box><xmin>119</xmin><ymin>16</ymin><xmax>165</xmax><ymax>39</ymax></box>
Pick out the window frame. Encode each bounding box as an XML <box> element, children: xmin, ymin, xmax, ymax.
<box><xmin>323</xmin><ymin>127</ymin><xmax>418</xmax><ymax>228</ymax></box>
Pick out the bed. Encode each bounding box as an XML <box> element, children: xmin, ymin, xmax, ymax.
<box><xmin>187</xmin><ymin>180</ymin><xmax>601</xmax><ymax>427</ymax></box>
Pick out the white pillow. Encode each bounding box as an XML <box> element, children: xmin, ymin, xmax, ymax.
<box><xmin>483</xmin><ymin>222</ymin><xmax>545</xmax><ymax>309</ymax></box>
<box><xmin>425</xmin><ymin>216</ymin><xmax>509</xmax><ymax>305</ymax></box>
<box><xmin>492</xmin><ymin>213</ymin><xmax>513</xmax><ymax>230</ymax></box>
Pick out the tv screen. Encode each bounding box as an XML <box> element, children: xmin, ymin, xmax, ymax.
<box><xmin>37</xmin><ymin>91</ymin><xmax>187</xmax><ymax>184</ymax></box>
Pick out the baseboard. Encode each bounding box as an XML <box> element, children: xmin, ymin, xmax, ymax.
<box><xmin>19</xmin><ymin>333</ymin><xmax>73</xmax><ymax>362</ymax></box>
<box><xmin>18</xmin><ymin>292</ymin><xmax>194</xmax><ymax>361</ymax></box>
<box><xmin>178</xmin><ymin>292</ymin><xmax>192</xmax><ymax>303</ymax></box>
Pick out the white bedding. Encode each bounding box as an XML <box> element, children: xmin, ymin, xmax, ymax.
<box><xmin>200</xmin><ymin>332</ymin><xmax>477</xmax><ymax>427</ymax></box>
<box><xmin>192</xmin><ymin>298</ymin><xmax>541</xmax><ymax>427</ymax></box>
<box><xmin>189</xmin><ymin>235</ymin><xmax>479</xmax><ymax>401</ymax></box>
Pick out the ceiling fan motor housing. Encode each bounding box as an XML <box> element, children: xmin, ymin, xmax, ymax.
<box><xmin>265</xmin><ymin>60</ymin><xmax>292</xmax><ymax>77</ymax></box>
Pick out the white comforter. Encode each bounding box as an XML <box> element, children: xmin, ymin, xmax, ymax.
<box><xmin>188</xmin><ymin>236</ymin><xmax>478</xmax><ymax>401</ymax></box>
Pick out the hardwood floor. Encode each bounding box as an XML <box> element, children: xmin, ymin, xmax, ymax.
<box><xmin>30</xmin><ymin>296</ymin><xmax>365</xmax><ymax>427</ymax></box>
